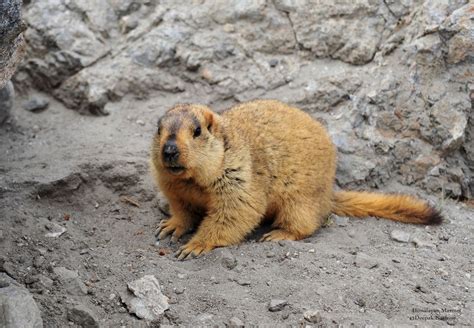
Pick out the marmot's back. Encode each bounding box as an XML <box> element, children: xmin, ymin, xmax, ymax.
<box><xmin>223</xmin><ymin>99</ymin><xmax>336</xmax><ymax>189</ymax></box>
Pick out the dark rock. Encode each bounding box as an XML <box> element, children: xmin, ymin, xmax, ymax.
<box><xmin>0</xmin><ymin>82</ymin><xmax>14</xmax><ymax>124</ymax></box>
<box><xmin>67</xmin><ymin>303</ymin><xmax>100</xmax><ymax>328</ymax></box>
<box><xmin>0</xmin><ymin>0</ymin><xmax>26</xmax><ymax>88</ymax></box>
<box><xmin>269</xmin><ymin>59</ymin><xmax>278</xmax><ymax>67</ymax></box>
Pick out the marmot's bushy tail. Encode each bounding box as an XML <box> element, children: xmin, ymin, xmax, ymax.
<box><xmin>332</xmin><ymin>191</ymin><xmax>442</xmax><ymax>225</ymax></box>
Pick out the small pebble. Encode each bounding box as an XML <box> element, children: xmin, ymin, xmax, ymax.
<box><xmin>228</xmin><ymin>316</ymin><xmax>244</xmax><ymax>327</ymax></box>
<box><xmin>390</xmin><ymin>230</ymin><xmax>411</xmax><ymax>243</ymax></box>
<box><xmin>269</xmin><ymin>59</ymin><xmax>278</xmax><ymax>67</ymax></box>
<box><xmin>303</xmin><ymin>310</ymin><xmax>322</xmax><ymax>323</ymax></box>
<box><xmin>268</xmin><ymin>299</ymin><xmax>288</xmax><ymax>312</ymax></box>
<box><xmin>23</xmin><ymin>96</ymin><xmax>49</xmax><ymax>112</ymax></box>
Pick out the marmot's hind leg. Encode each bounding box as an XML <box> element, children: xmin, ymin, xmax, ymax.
<box><xmin>260</xmin><ymin>200</ymin><xmax>326</xmax><ymax>242</ymax></box>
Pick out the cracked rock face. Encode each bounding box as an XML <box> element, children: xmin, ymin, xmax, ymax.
<box><xmin>13</xmin><ymin>0</ymin><xmax>474</xmax><ymax>199</ymax></box>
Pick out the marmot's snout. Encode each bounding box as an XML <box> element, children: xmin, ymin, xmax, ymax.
<box><xmin>162</xmin><ymin>139</ymin><xmax>180</xmax><ymax>164</ymax></box>
<box><xmin>162</xmin><ymin>138</ymin><xmax>185</xmax><ymax>175</ymax></box>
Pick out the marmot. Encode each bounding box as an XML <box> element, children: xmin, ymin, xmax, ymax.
<box><xmin>150</xmin><ymin>99</ymin><xmax>442</xmax><ymax>260</ymax></box>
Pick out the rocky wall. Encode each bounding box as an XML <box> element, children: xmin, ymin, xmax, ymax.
<box><xmin>13</xmin><ymin>0</ymin><xmax>474</xmax><ymax>199</ymax></box>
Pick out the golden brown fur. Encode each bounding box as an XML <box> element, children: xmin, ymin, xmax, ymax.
<box><xmin>150</xmin><ymin>100</ymin><xmax>442</xmax><ymax>259</ymax></box>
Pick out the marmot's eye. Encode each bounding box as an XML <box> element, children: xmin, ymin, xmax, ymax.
<box><xmin>193</xmin><ymin>126</ymin><xmax>201</xmax><ymax>138</ymax></box>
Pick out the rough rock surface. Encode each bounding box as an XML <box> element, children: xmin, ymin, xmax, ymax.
<box><xmin>0</xmin><ymin>0</ymin><xmax>26</xmax><ymax>88</ymax></box>
<box><xmin>0</xmin><ymin>0</ymin><xmax>473</xmax><ymax>327</ymax></box>
<box><xmin>122</xmin><ymin>275</ymin><xmax>169</xmax><ymax>321</ymax></box>
<box><xmin>13</xmin><ymin>0</ymin><xmax>473</xmax><ymax>199</ymax></box>
<box><xmin>0</xmin><ymin>273</ymin><xmax>43</xmax><ymax>328</ymax></box>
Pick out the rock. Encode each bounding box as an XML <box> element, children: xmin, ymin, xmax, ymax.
<box><xmin>0</xmin><ymin>0</ymin><xmax>26</xmax><ymax>89</ymax></box>
<box><xmin>32</xmin><ymin>274</ymin><xmax>53</xmax><ymax>290</ymax></box>
<box><xmin>67</xmin><ymin>303</ymin><xmax>100</xmax><ymax>328</ymax></box>
<box><xmin>192</xmin><ymin>313</ymin><xmax>214</xmax><ymax>326</ymax></box>
<box><xmin>228</xmin><ymin>316</ymin><xmax>244</xmax><ymax>328</ymax></box>
<box><xmin>268</xmin><ymin>299</ymin><xmax>288</xmax><ymax>312</ymax></box>
<box><xmin>0</xmin><ymin>260</ymin><xmax>16</xmax><ymax>278</ymax></box>
<box><xmin>33</xmin><ymin>256</ymin><xmax>45</xmax><ymax>268</ymax></box>
<box><xmin>412</xmin><ymin>236</ymin><xmax>436</xmax><ymax>249</ymax></box>
<box><xmin>420</xmin><ymin>94</ymin><xmax>469</xmax><ymax>152</ymax></box>
<box><xmin>354</xmin><ymin>253</ymin><xmax>379</xmax><ymax>269</ymax></box>
<box><xmin>440</xmin><ymin>3</ymin><xmax>474</xmax><ymax>65</ymax></box>
<box><xmin>23</xmin><ymin>96</ymin><xmax>49</xmax><ymax>112</ymax></box>
<box><xmin>122</xmin><ymin>275</ymin><xmax>169</xmax><ymax>321</ymax></box>
<box><xmin>286</xmin><ymin>2</ymin><xmax>383</xmax><ymax>64</ymax></box>
<box><xmin>0</xmin><ymin>82</ymin><xmax>14</xmax><ymax>124</ymax></box>
<box><xmin>390</xmin><ymin>230</ymin><xmax>411</xmax><ymax>243</ymax></box>
<box><xmin>336</xmin><ymin>154</ymin><xmax>376</xmax><ymax>187</ymax></box>
<box><xmin>0</xmin><ymin>273</ymin><xmax>43</xmax><ymax>328</ymax></box>
<box><xmin>218</xmin><ymin>249</ymin><xmax>237</xmax><ymax>270</ymax></box>
<box><xmin>53</xmin><ymin>267</ymin><xmax>88</xmax><ymax>295</ymax></box>
<box><xmin>44</xmin><ymin>222</ymin><xmax>67</xmax><ymax>238</ymax></box>
<box><xmin>333</xmin><ymin>216</ymin><xmax>349</xmax><ymax>227</ymax></box>
<box><xmin>303</xmin><ymin>310</ymin><xmax>322</xmax><ymax>323</ymax></box>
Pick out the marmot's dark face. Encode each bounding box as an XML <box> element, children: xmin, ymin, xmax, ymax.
<box><xmin>153</xmin><ymin>104</ymin><xmax>224</xmax><ymax>181</ymax></box>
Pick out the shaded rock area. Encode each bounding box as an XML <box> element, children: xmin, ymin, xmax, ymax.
<box><xmin>0</xmin><ymin>0</ymin><xmax>473</xmax><ymax>327</ymax></box>
<box><xmin>12</xmin><ymin>0</ymin><xmax>474</xmax><ymax>200</ymax></box>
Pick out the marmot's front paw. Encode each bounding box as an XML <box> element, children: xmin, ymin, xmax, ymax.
<box><xmin>176</xmin><ymin>240</ymin><xmax>216</xmax><ymax>260</ymax></box>
<box><xmin>155</xmin><ymin>217</ymin><xmax>190</xmax><ymax>242</ymax></box>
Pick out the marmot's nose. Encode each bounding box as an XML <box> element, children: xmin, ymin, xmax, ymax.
<box><xmin>163</xmin><ymin>141</ymin><xmax>180</xmax><ymax>162</ymax></box>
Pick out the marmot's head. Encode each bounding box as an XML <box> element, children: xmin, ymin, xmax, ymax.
<box><xmin>152</xmin><ymin>104</ymin><xmax>225</xmax><ymax>184</ymax></box>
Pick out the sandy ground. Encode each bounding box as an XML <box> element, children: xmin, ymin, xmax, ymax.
<box><xmin>1</xmin><ymin>92</ymin><xmax>473</xmax><ymax>327</ymax></box>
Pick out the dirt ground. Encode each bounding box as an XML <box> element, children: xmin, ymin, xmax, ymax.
<box><xmin>1</xmin><ymin>91</ymin><xmax>473</xmax><ymax>327</ymax></box>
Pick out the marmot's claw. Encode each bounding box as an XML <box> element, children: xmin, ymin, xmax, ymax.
<box><xmin>176</xmin><ymin>241</ymin><xmax>214</xmax><ymax>260</ymax></box>
<box><xmin>155</xmin><ymin>218</ymin><xmax>186</xmax><ymax>241</ymax></box>
<box><xmin>259</xmin><ymin>229</ymin><xmax>297</xmax><ymax>242</ymax></box>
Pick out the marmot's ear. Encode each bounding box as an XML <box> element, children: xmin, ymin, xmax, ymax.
<box><xmin>203</xmin><ymin>108</ymin><xmax>218</xmax><ymax>133</ymax></box>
